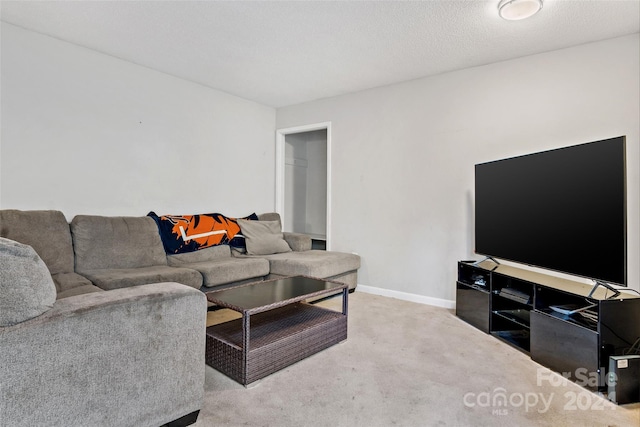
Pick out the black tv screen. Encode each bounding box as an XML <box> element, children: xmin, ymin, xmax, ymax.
<box><xmin>475</xmin><ymin>136</ymin><xmax>626</xmax><ymax>286</ymax></box>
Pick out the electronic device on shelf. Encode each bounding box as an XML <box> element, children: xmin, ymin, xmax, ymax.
<box><xmin>549</xmin><ymin>303</ymin><xmax>597</xmax><ymax>316</ymax></box>
<box><xmin>498</xmin><ymin>287</ymin><xmax>530</xmax><ymax>304</ymax></box>
<box><xmin>578</xmin><ymin>310</ymin><xmax>598</xmax><ymax>323</ymax></box>
<box><xmin>471</xmin><ymin>274</ymin><xmax>487</xmax><ymax>287</ymax></box>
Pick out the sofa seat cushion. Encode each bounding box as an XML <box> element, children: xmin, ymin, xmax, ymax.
<box><xmin>167</xmin><ymin>245</ymin><xmax>231</xmax><ymax>264</ymax></box>
<box><xmin>79</xmin><ymin>266</ymin><xmax>202</xmax><ymax>291</ymax></box>
<box><xmin>257</xmin><ymin>250</ymin><xmax>361</xmax><ymax>279</ymax></box>
<box><xmin>0</xmin><ymin>238</ymin><xmax>56</xmax><ymax>326</ymax></box>
<box><xmin>56</xmin><ymin>284</ymin><xmax>105</xmax><ymax>300</ymax></box>
<box><xmin>52</xmin><ymin>272</ymin><xmax>104</xmax><ymax>299</ymax></box>
<box><xmin>178</xmin><ymin>257</ymin><xmax>269</xmax><ymax>288</ymax></box>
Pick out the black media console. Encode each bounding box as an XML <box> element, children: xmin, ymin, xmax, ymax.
<box><xmin>456</xmin><ymin>260</ymin><xmax>640</xmax><ymax>393</ymax></box>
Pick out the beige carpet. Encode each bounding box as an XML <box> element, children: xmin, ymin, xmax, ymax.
<box><xmin>194</xmin><ymin>291</ymin><xmax>639</xmax><ymax>426</ymax></box>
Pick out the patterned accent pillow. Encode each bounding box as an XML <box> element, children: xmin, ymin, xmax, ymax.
<box><xmin>148</xmin><ymin>212</ymin><xmax>258</xmax><ymax>254</ymax></box>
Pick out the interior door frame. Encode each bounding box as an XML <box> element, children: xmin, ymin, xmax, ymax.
<box><xmin>275</xmin><ymin>122</ymin><xmax>332</xmax><ymax>250</ymax></box>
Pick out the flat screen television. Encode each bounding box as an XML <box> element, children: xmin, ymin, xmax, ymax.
<box><xmin>475</xmin><ymin>136</ymin><xmax>626</xmax><ymax>286</ymax></box>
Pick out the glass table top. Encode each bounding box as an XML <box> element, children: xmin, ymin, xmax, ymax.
<box><xmin>205</xmin><ymin>276</ymin><xmax>346</xmax><ymax>312</ymax></box>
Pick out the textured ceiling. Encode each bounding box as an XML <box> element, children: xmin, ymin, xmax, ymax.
<box><xmin>1</xmin><ymin>1</ymin><xmax>639</xmax><ymax>108</ymax></box>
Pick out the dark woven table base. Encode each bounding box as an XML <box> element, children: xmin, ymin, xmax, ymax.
<box><xmin>205</xmin><ymin>303</ymin><xmax>347</xmax><ymax>385</ymax></box>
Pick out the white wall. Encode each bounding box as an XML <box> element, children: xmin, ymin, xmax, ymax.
<box><xmin>0</xmin><ymin>23</ymin><xmax>276</xmax><ymax>219</ymax></box>
<box><xmin>277</xmin><ymin>34</ymin><xmax>640</xmax><ymax>301</ymax></box>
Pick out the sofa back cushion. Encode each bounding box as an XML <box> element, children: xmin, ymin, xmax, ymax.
<box><xmin>257</xmin><ymin>212</ymin><xmax>281</xmax><ymax>222</ymax></box>
<box><xmin>0</xmin><ymin>238</ymin><xmax>56</xmax><ymax>326</ymax></box>
<box><xmin>0</xmin><ymin>209</ymin><xmax>75</xmax><ymax>275</ymax></box>
<box><xmin>237</xmin><ymin>219</ymin><xmax>291</xmax><ymax>256</ymax></box>
<box><xmin>71</xmin><ymin>215</ymin><xmax>167</xmax><ymax>271</ymax></box>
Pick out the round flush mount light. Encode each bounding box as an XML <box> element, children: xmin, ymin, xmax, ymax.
<box><xmin>498</xmin><ymin>0</ymin><xmax>543</xmax><ymax>21</ymax></box>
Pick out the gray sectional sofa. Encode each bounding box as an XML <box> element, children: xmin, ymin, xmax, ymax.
<box><xmin>1</xmin><ymin>209</ymin><xmax>360</xmax><ymax>297</ymax></box>
<box><xmin>0</xmin><ymin>208</ymin><xmax>360</xmax><ymax>426</ymax></box>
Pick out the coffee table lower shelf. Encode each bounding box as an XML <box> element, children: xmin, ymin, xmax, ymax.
<box><xmin>205</xmin><ymin>302</ymin><xmax>347</xmax><ymax>385</ymax></box>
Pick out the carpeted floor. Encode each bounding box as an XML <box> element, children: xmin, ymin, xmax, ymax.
<box><xmin>193</xmin><ymin>291</ymin><xmax>640</xmax><ymax>426</ymax></box>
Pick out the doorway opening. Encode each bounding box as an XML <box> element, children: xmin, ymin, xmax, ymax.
<box><xmin>275</xmin><ymin>122</ymin><xmax>331</xmax><ymax>250</ymax></box>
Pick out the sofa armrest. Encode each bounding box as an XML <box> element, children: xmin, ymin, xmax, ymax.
<box><xmin>283</xmin><ymin>232</ymin><xmax>312</xmax><ymax>252</ymax></box>
<box><xmin>0</xmin><ymin>283</ymin><xmax>206</xmax><ymax>427</ymax></box>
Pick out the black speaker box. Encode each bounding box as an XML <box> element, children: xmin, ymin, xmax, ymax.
<box><xmin>608</xmin><ymin>355</ymin><xmax>640</xmax><ymax>404</ymax></box>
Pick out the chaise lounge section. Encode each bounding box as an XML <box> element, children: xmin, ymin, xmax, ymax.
<box><xmin>252</xmin><ymin>213</ymin><xmax>360</xmax><ymax>288</ymax></box>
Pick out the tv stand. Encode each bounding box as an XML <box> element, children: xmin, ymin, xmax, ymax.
<box><xmin>456</xmin><ymin>260</ymin><xmax>640</xmax><ymax>397</ymax></box>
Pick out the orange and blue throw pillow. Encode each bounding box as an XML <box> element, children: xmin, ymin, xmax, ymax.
<box><xmin>148</xmin><ymin>211</ymin><xmax>258</xmax><ymax>254</ymax></box>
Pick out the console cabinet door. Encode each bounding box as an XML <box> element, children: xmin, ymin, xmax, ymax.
<box><xmin>530</xmin><ymin>311</ymin><xmax>599</xmax><ymax>390</ymax></box>
<box><xmin>456</xmin><ymin>282</ymin><xmax>490</xmax><ymax>333</ymax></box>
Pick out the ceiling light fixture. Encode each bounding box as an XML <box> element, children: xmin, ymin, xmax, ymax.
<box><xmin>498</xmin><ymin>0</ymin><xmax>543</xmax><ymax>21</ymax></box>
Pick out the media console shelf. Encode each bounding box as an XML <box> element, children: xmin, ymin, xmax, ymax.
<box><xmin>456</xmin><ymin>260</ymin><xmax>640</xmax><ymax>393</ymax></box>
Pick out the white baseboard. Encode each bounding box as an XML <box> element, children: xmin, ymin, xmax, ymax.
<box><xmin>356</xmin><ymin>284</ymin><xmax>456</xmax><ymax>310</ymax></box>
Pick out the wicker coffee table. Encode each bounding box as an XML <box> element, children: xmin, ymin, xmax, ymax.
<box><xmin>204</xmin><ymin>276</ymin><xmax>348</xmax><ymax>385</ymax></box>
